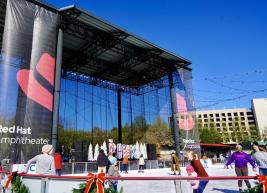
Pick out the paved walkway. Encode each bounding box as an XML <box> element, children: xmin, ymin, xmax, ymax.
<box><xmin>118</xmin><ymin>164</ymin><xmax>258</xmax><ymax>193</ymax></box>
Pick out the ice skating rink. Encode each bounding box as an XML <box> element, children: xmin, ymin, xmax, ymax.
<box><xmin>117</xmin><ymin>164</ymin><xmax>257</xmax><ymax>193</ymax></box>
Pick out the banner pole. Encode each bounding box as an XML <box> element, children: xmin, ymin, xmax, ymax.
<box><xmin>168</xmin><ymin>73</ymin><xmax>180</xmax><ymax>157</ymax></box>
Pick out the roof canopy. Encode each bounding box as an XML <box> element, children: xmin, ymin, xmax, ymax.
<box><xmin>60</xmin><ymin>6</ymin><xmax>191</xmax><ymax>89</ymax></box>
<box><xmin>0</xmin><ymin>0</ymin><xmax>192</xmax><ymax>94</ymax></box>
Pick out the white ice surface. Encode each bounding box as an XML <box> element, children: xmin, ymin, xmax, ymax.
<box><xmin>71</xmin><ymin>164</ymin><xmax>258</xmax><ymax>193</ymax></box>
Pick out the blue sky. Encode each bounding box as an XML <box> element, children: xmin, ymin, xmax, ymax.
<box><xmin>47</xmin><ymin>0</ymin><xmax>267</xmax><ymax>110</ymax></box>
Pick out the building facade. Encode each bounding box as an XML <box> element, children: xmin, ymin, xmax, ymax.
<box><xmin>196</xmin><ymin>108</ymin><xmax>258</xmax><ymax>144</ymax></box>
<box><xmin>0</xmin><ymin>0</ymin><xmax>194</xmax><ymax>162</ymax></box>
<box><xmin>252</xmin><ymin>98</ymin><xmax>267</xmax><ymax>137</ymax></box>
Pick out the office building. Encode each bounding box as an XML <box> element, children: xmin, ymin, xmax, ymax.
<box><xmin>196</xmin><ymin>108</ymin><xmax>258</xmax><ymax>143</ymax></box>
<box><xmin>252</xmin><ymin>98</ymin><xmax>267</xmax><ymax>137</ymax></box>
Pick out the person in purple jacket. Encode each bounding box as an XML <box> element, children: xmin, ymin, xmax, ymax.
<box><xmin>224</xmin><ymin>144</ymin><xmax>256</xmax><ymax>192</ymax></box>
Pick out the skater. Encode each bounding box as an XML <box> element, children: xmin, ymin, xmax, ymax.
<box><xmin>186</xmin><ymin>165</ymin><xmax>199</xmax><ymax>193</ymax></box>
<box><xmin>108</xmin><ymin>152</ymin><xmax>117</xmax><ymax>166</ymax></box>
<box><xmin>138</xmin><ymin>154</ymin><xmax>145</xmax><ymax>173</ymax></box>
<box><xmin>97</xmin><ymin>149</ymin><xmax>109</xmax><ymax>173</ymax></box>
<box><xmin>224</xmin><ymin>144</ymin><xmax>256</xmax><ymax>192</ymax></box>
<box><xmin>107</xmin><ymin>152</ymin><xmax>117</xmax><ymax>172</ymax></box>
<box><xmin>24</xmin><ymin>144</ymin><xmax>55</xmax><ymax>175</ymax></box>
<box><xmin>108</xmin><ymin>162</ymin><xmax>120</xmax><ymax>191</ymax></box>
<box><xmin>121</xmin><ymin>154</ymin><xmax>129</xmax><ymax>173</ymax></box>
<box><xmin>54</xmin><ymin>150</ymin><xmax>62</xmax><ymax>176</ymax></box>
<box><xmin>251</xmin><ymin>141</ymin><xmax>267</xmax><ymax>175</ymax></box>
<box><xmin>187</xmin><ymin>151</ymin><xmax>208</xmax><ymax>193</ymax></box>
<box><xmin>202</xmin><ymin>155</ymin><xmax>208</xmax><ymax>168</ymax></box>
<box><xmin>220</xmin><ymin>154</ymin><xmax>226</xmax><ymax>164</ymax></box>
<box><xmin>171</xmin><ymin>152</ymin><xmax>181</xmax><ymax>175</ymax></box>
<box><xmin>212</xmin><ymin>154</ymin><xmax>217</xmax><ymax>164</ymax></box>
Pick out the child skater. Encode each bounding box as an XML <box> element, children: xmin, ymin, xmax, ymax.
<box><xmin>108</xmin><ymin>162</ymin><xmax>120</xmax><ymax>191</ymax></box>
<box><xmin>186</xmin><ymin>165</ymin><xmax>199</xmax><ymax>193</ymax></box>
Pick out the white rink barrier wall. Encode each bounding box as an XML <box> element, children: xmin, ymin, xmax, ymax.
<box><xmin>0</xmin><ymin>172</ymin><xmax>259</xmax><ymax>193</ymax></box>
<box><xmin>22</xmin><ymin>176</ymin><xmax>83</xmax><ymax>193</ymax></box>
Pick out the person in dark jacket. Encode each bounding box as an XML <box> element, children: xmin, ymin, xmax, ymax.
<box><xmin>224</xmin><ymin>144</ymin><xmax>256</xmax><ymax>192</ymax></box>
<box><xmin>97</xmin><ymin>149</ymin><xmax>109</xmax><ymax>173</ymax></box>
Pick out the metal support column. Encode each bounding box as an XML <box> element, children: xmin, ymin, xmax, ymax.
<box><xmin>168</xmin><ymin>73</ymin><xmax>180</xmax><ymax>157</ymax></box>
<box><xmin>52</xmin><ymin>28</ymin><xmax>63</xmax><ymax>148</ymax></box>
<box><xmin>117</xmin><ymin>89</ymin><xmax>122</xmax><ymax>143</ymax></box>
<box><xmin>129</xmin><ymin>95</ymin><xmax>133</xmax><ymax>144</ymax></box>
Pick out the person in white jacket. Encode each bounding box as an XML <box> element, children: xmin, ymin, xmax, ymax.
<box><xmin>138</xmin><ymin>154</ymin><xmax>145</xmax><ymax>173</ymax></box>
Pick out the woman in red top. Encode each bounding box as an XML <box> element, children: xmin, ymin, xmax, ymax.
<box><xmin>54</xmin><ymin>150</ymin><xmax>62</xmax><ymax>176</ymax></box>
<box><xmin>187</xmin><ymin>151</ymin><xmax>208</xmax><ymax>193</ymax></box>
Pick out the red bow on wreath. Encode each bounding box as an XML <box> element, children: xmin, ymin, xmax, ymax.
<box><xmin>5</xmin><ymin>172</ymin><xmax>16</xmax><ymax>189</ymax></box>
<box><xmin>257</xmin><ymin>174</ymin><xmax>267</xmax><ymax>193</ymax></box>
<box><xmin>84</xmin><ymin>173</ymin><xmax>106</xmax><ymax>193</ymax></box>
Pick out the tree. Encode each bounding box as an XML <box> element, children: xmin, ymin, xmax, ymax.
<box><xmin>249</xmin><ymin>126</ymin><xmax>260</xmax><ymax>141</ymax></box>
<box><xmin>199</xmin><ymin>127</ymin><xmax>223</xmax><ymax>143</ymax></box>
<box><xmin>232</xmin><ymin>118</ymin><xmax>244</xmax><ymax>143</ymax></box>
<box><xmin>122</xmin><ymin>123</ymin><xmax>133</xmax><ymax>144</ymax></box>
<box><xmin>57</xmin><ymin>124</ymin><xmax>92</xmax><ymax>157</ymax></box>
<box><xmin>198</xmin><ymin>119</ymin><xmax>223</xmax><ymax>143</ymax></box>
<box><xmin>141</xmin><ymin>116</ymin><xmax>174</xmax><ymax>147</ymax></box>
<box><xmin>132</xmin><ymin>116</ymin><xmax>149</xmax><ymax>142</ymax></box>
<box><xmin>107</xmin><ymin>127</ymin><xmax>118</xmax><ymax>143</ymax></box>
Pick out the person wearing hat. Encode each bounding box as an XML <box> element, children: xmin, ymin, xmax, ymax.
<box><xmin>24</xmin><ymin>144</ymin><xmax>55</xmax><ymax>175</ymax></box>
<box><xmin>251</xmin><ymin>141</ymin><xmax>267</xmax><ymax>175</ymax></box>
<box><xmin>107</xmin><ymin>162</ymin><xmax>120</xmax><ymax>191</ymax></box>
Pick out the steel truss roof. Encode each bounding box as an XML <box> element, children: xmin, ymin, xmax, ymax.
<box><xmin>0</xmin><ymin>0</ymin><xmax>192</xmax><ymax>95</ymax></box>
<box><xmin>60</xmin><ymin>6</ymin><xmax>191</xmax><ymax>94</ymax></box>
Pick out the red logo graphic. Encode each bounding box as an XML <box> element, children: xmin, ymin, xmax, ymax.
<box><xmin>176</xmin><ymin>93</ymin><xmax>195</xmax><ymax>131</ymax></box>
<box><xmin>17</xmin><ymin>53</ymin><xmax>55</xmax><ymax>112</ymax></box>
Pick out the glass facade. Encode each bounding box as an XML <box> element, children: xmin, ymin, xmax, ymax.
<box><xmin>58</xmin><ymin>77</ymin><xmax>173</xmax><ymax>151</ymax></box>
<box><xmin>58</xmin><ymin>70</ymin><xmax>199</xmax><ymax>158</ymax></box>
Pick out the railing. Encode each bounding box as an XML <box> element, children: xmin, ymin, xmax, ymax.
<box><xmin>1</xmin><ymin>159</ymin><xmax>215</xmax><ymax>174</ymax></box>
<box><xmin>0</xmin><ymin>171</ymin><xmax>261</xmax><ymax>193</ymax></box>
<box><xmin>0</xmin><ymin>160</ymin><xmax>165</xmax><ymax>175</ymax></box>
<box><xmin>61</xmin><ymin>160</ymin><xmax>171</xmax><ymax>174</ymax></box>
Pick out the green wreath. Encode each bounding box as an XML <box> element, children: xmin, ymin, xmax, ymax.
<box><xmin>241</xmin><ymin>182</ymin><xmax>263</xmax><ymax>193</ymax></box>
<box><xmin>10</xmin><ymin>173</ymin><xmax>30</xmax><ymax>193</ymax></box>
<box><xmin>8</xmin><ymin>172</ymin><xmax>123</xmax><ymax>193</ymax></box>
